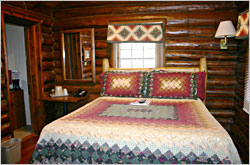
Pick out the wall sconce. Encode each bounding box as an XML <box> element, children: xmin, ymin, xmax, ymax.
<box><xmin>215</xmin><ymin>20</ymin><xmax>236</xmax><ymax>49</ymax></box>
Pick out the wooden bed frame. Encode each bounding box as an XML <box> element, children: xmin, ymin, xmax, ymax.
<box><xmin>102</xmin><ymin>58</ymin><xmax>207</xmax><ymax>102</ymax></box>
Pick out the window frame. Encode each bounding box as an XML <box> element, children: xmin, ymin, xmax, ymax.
<box><xmin>113</xmin><ymin>43</ymin><xmax>163</xmax><ymax>68</ymax></box>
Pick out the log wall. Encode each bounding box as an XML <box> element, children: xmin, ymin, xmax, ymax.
<box><xmin>52</xmin><ymin>1</ymin><xmax>239</xmax><ymax>130</ymax></box>
<box><xmin>231</xmin><ymin>2</ymin><xmax>249</xmax><ymax>163</ymax></box>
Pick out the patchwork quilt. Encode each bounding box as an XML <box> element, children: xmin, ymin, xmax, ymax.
<box><xmin>30</xmin><ymin>97</ymin><xmax>241</xmax><ymax>164</ymax></box>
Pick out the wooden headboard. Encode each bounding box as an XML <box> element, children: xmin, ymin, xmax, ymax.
<box><xmin>102</xmin><ymin>58</ymin><xmax>207</xmax><ymax>102</ymax></box>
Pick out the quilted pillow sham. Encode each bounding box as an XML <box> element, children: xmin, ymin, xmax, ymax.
<box><xmin>100</xmin><ymin>71</ymin><xmax>148</xmax><ymax>97</ymax></box>
<box><xmin>147</xmin><ymin>71</ymin><xmax>197</xmax><ymax>99</ymax></box>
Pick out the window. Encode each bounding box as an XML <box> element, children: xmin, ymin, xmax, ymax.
<box><xmin>114</xmin><ymin>43</ymin><xmax>162</xmax><ymax>68</ymax></box>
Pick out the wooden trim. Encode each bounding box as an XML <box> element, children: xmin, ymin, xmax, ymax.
<box><xmin>91</xmin><ymin>28</ymin><xmax>96</xmax><ymax>83</ymax></box>
<box><xmin>1</xmin><ymin>3</ymin><xmax>50</xmax><ymax>21</ymax></box>
<box><xmin>109</xmin><ymin>18</ymin><xmax>166</xmax><ymax>25</ymax></box>
<box><xmin>1</xmin><ymin>13</ymin><xmax>14</xmax><ymax>138</ymax></box>
<box><xmin>60</xmin><ymin>28</ymin><xmax>94</xmax><ymax>33</ymax></box>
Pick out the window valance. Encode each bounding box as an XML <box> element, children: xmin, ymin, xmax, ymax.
<box><xmin>107</xmin><ymin>23</ymin><xmax>164</xmax><ymax>43</ymax></box>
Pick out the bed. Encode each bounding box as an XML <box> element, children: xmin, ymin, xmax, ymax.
<box><xmin>30</xmin><ymin>58</ymin><xmax>241</xmax><ymax>164</ymax></box>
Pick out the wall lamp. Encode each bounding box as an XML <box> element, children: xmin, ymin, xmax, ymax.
<box><xmin>215</xmin><ymin>20</ymin><xmax>236</xmax><ymax>49</ymax></box>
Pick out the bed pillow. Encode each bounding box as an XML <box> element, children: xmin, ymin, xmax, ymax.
<box><xmin>196</xmin><ymin>72</ymin><xmax>206</xmax><ymax>101</ymax></box>
<box><xmin>100</xmin><ymin>71</ymin><xmax>148</xmax><ymax>97</ymax></box>
<box><xmin>147</xmin><ymin>71</ymin><xmax>197</xmax><ymax>99</ymax></box>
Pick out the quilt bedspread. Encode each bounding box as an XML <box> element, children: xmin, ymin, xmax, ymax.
<box><xmin>30</xmin><ymin>97</ymin><xmax>241</xmax><ymax>164</ymax></box>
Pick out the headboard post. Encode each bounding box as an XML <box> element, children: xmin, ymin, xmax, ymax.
<box><xmin>102</xmin><ymin>58</ymin><xmax>110</xmax><ymax>72</ymax></box>
<box><xmin>200</xmin><ymin>57</ymin><xmax>207</xmax><ymax>103</ymax></box>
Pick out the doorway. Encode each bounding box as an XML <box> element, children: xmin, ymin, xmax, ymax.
<box><xmin>2</xmin><ymin>13</ymin><xmax>45</xmax><ymax>137</ymax></box>
<box><xmin>5</xmin><ymin>23</ymin><xmax>32</xmax><ymax>139</ymax></box>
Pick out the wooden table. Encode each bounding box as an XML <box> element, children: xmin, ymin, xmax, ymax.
<box><xmin>40</xmin><ymin>95</ymin><xmax>89</xmax><ymax>115</ymax></box>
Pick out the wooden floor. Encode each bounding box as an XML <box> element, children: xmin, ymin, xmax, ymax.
<box><xmin>17</xmin><ymin>134</ymin><xmax>39</xmax><ymax>164</ymax></box>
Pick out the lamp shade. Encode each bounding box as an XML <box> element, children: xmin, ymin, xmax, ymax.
<box><xmin>215</xmin><ymin>20</ymin><xmax>236</xmax><ymax>38</ymax></box>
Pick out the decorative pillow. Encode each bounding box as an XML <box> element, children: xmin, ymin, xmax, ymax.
<box><xmin>147</xmin><ymin>71</ymin><xmax>197</xmax><ymax>99</ymax></box>
<box><xmin>99</xmin><ymin>72</ymin><xmax>105</xmax><ymax>88</ymax></box>
<box><xmin>101</xmin><ymin>71</ymin><xmax>148</xmax><ymax>97</ymax></box>
<box><xmin>197</xmin><ymin>72</ymin><xmax>206</xmax><ymax>101</ymax></box>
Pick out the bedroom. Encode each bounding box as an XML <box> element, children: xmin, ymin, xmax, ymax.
<box><xmin>1</xmin><ymin>1</ymin><xmax>249</xmax><ymax>164</ymax></box>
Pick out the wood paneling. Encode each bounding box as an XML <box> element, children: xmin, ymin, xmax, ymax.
<box><xmin>50</xmin><ymin>1</ymin><xmax>239</xmax><ymax>133</ymax></box>
<box><xmin>231</xmin><ymin>39</ymin><xmax>249</xmax><ymax>164</ymax></box>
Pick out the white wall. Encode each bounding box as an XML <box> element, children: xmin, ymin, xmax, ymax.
<box><xmin>5</xmin><ymin>24</ymin><xmax>31</xmax><ymax>125</ymax></box>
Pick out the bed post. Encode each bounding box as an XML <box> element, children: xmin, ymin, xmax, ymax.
<box><xmin>200</xmin><ymin>58</ymin><xmax>207</xmax><ymax>103</ymax></box>
<box><xmin>102</xmin><ymin>58</ymin><xmax>110</xmax><ymax>72</ymax></box>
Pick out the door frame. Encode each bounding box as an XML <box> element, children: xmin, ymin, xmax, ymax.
<box><xmin>1</xmin><ymin>12</ymin><xmax>45</xmax><ymax>134</ymax></box>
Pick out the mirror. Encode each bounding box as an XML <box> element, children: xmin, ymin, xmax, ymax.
<box><xmin>61</xmin><ymin>28</ymin><xmax>96</xmax><ymax>83</ymax></box>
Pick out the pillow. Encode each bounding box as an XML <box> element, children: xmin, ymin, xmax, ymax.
<box><xmin>100</xmin><ymin>71</ymin><xmax>148</xmax><ymax>97</ymax></box>
<box><xmin>147</xmin><ymin>71</ymin><xmax>197</xmax><ymax>99</ymax></box>
<box><xmin>99</xmin><ymin>72</ymin><xmax>105</xmax><ymax>88</ymax></box>
<box><xmin>196</xmin><ymin>72</ymin><xmax>206</xmax><ymax>101</ymax></box>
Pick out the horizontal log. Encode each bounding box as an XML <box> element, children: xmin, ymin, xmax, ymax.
<box><xmin>53</xmin><ymin>13</ymin><xmax>188</xmax><ymax>30</ymax></box>
<box><xmin>165</xmin><ymin>39</ymin><xmax>237</xmax><ymax>50</ymax></box>
<box><xmin>54</xmin><ymin>61</ymin><xmax>62</xmax><ymax>67</ymax></box>
<box><xmin>165</xmin><ymin>60</ymin><xmax>237</xmax><ymax>67</ymax></box>
<box><xmin>232</xmin><ymin>114</ymin><xmax>249</xmax><ymax>137</ymax></box>
<box><xmin>1</xmin><ymin>100</ymin><xmax>8</xmax><ymax>113</ymax></box>
<box><xmin>42</xmin><ymin>36</ymin><xmax>54</xmax><ymax>46</ymax></box>
<box><xmin>207</xmin><ymin>78</ymin><xmax>236</xmax><ymax>86</ymax></box>
<box><xmin>188</xmin><ymin>12</ymin><xmax>215</xmax><ymax>26</ymax></box>
<box><xmin>41</xmin><ymin>52</ymin><xmax>54</xmax><ymax>61</ymax></box>
<box><xmin>82</xmin><ymin>65</ymin><xmax>92</xmax><ymax>73</ymax></box>
<box><xmin>1</xmin><ymin>90</ymin><xmax>5</xmax><ymax>99</ymax></box>
<box><xmin>96</xmin><ymin>66</ymin><xmax>103</xmax><ymax>74</ymax></box>
<box><xmin>209</xmin><ymin>110</ymin><xmax>234</xmax><ymax>118</ymax></box>
<box><xmin>214</xmin><ymin>1</ymin><xmax>237</xmax><ymax>10</ymax></box>
<box><xmin>53</xmin><ymin>3</ymin><xmax>188</xmax><ymax>20</ymax></box>
<box><xmin>42</xmin><ymin>17</ymin><xmax>53</xmax><ymax>27</ymax></box>
<box><xmin>96</xmin><ymin>50</ymin><xmax>110</xmax><ymax>58</ymax></box>
<box><xmin>235</xmin><ymin>84</ymin><xmax>244</xmax><ymax>98</ymax></box>
<box><xmin>230</xmin><ymin>123</ymin><xmax>249</xmax><ymax>156</ymax></box>
<box><xmin>96</xmin><ymin>59</ymin><xmax>103</xmax><ymax>66</ymax></box>
<box><xmin>43</xmin><ymin>71</ymin><xmax>56</xmax><ymax>84</ymax></box>
<box><xmin>234</xmin><ymin>94</ymin><xmax>244</xmax><ymax>109</ymax></box>
<box><xmin>207</xmin><ymin>67</ymin><xmax>235</xmax><ymax>76</ymax></box>
<box><xmin>54</xmin><ymin>50</ymin><xmax>61</xmax><ymax>60</ymax></box>
<box><xmin>95</xmin><ymin>28</ymin><xmax>107</xmax><ymax>40</ymax></box>
<box><xmin>188</xmin><ymin>27</ymin><xmax>216</xmax><ymax>38</ymax></box>
<box><xmin>56</xmin><ymin>74</ymin><xmax>63</xmax><ymax>83</ymax></box>
<box><xmin>234</xmin><ymin>106</ymin><xmax>249</xmax><ymax>127</ymax></box>
<box><xmin>166</xmin><ymin>27</ymin><xmax>216</xmax><ymax>38</ymax></box>
<box><xmin>95</xmin><ymin>40</ymin><xmax>109</xmax><ymax>49</ymax></box>
<box><xmin>165</xmin><ymin>27</ymin><xmax>188</xmax><ymax>37</ymax></box>
<box><xmin>206</xmin><ymin>87</ymin><xmax>235</xmax><ymax>97</ymax></box>
<box><xmin>165</xmin><ymin>50</ymin><xmax>237</xmax><ymax>60</ymax></box>
<box><xmin>1</xmin><ymin>123</ymin><xmax>11</xmax><ymax>136</ymax></box>
<box><xmin>52</xmin><ymin>31</ymin><xmax>61</xmax><ymax>42</ymax></box>
<box><xmin>1</xmin><ymin>113</ymin><xmax>9</xmax><ymax>124</ymax></box>
<box><xmin>215</xmin><ymin>10</ymin><xmax>238</xmax><ymax>25</ymax></box>
<box><xmin>54</xmin><ymin>67</ymin><xmax>62</xmax><ymax>75</ymax></box>
<box><xmin>1</xmin><ymin>135</ymin><xmax>11</xmax><ymax>143</ymax></box>
<box><xmin>41</xmin><ymin>25</ymin><xmax>51</xmax><ymax>34</ymax></box>
<box><xmin>42</xmin><ymin>46</ymin><xmax>53</xmax><ymax>52</ymax></box>
<box><xmin>53</xmin><ymin>42</ymin><xmax>61</xmax><ymax>50</ymax></box>
<box><xmin>206</xmin><ymin>98</ymin><xmax>234</xmax><ymax>110</ymax></box>
<box><xmin>42</xmin><ymin>61</ymin><xmax>55</xmax><ymax>71</ymax></box>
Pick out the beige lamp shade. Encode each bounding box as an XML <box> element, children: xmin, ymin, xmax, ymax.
<box><xmin>215</xmin><ymin>20</ymin><xmax>236</xmax><ymax>38</ymax></box>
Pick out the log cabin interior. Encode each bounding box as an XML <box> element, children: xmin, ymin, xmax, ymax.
<box><xmin>1</xmin><ymin>1</ymin><xmax>249</xmax><ymax>164</ymax></box>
